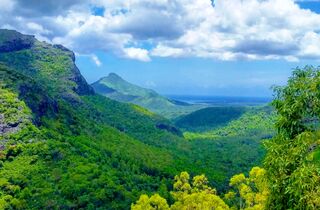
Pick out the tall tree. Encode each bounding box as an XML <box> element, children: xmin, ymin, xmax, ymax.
<box><xmin>264</xmin><ymin>66</ymin><xmax>320</xmax><ymax>209</ymax></box>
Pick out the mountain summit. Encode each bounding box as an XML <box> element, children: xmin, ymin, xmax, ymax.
<box><xmin>92</xmin><ymin>73</ymin><xmax>202</xmax><ymax>118</ymax></box>
<box><xmin>0</xmin><ymin>29</ymin><xmax>94</xmax><ymax>98</ymax></box>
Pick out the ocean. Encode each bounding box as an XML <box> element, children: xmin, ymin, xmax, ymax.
<box><xmin>167</xmin><ymin>95</ymin><xmax>272</xmax><ymax>106</ymax></box>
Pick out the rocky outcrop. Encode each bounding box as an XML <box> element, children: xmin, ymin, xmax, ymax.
<box><xmin>53</xmin><ymin>44</ymin><xmax>95</xmax><ymax>95</ymax></box>
<box><xmin>70</xmin><ymin>65</ymin><xmax>95</xmax><ymax>96</ymax></box>
<box><xmin>0</xmin><ymin>29</ymin><xmax>94</xmax><ymax>97</ymax></box>
<box><xmin>0</xmin><ymin>113</ymin><xmax>22</xmax><ymax>136</ymax></box>
<box><xmin>0</xmin><ymin>29</ymin><xmax>35</xmax><ymax>53</ymax></box>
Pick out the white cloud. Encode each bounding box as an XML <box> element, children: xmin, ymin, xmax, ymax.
<box><xmin>123</xmin><ymin>47</ymin><xmax>150</xmax><ymax>62</ymax></box>
<box><xmin>91</xmin><ymin>54</ymin><xmax>102</xmax><ymax>67</ymax></box>
<box><xmin>0</xmin><ymin>0</ymin><xmax>15</xmax><ymax>12</ymax></box>
<box><xmin>151</xmin><ymin>45</ymin><xmax>184</xmax><ymax>57</ymax></box>
<box><xmin>299</xmin><ymin>32</ymin><xmax>320</xmax><ymax>58</ymax></box>
<box><xmin>76</xmin><ymin>53</ymin><xmax>103</xmax><ymax>67</ymax></box>
<box><xmin>2</xmin><ymin>0</ymin><xmax>320</xmax><ymax>61</ymax></box>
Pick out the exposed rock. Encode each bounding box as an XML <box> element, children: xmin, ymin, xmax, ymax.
<box><xmin>0</xmin><ymin>114</ymin><xmax>23</xmax><ymax>136</ymax></box>
<box><xmin>70</xmin><ymin>65</ymin><xmax>95</xmax><ymax>96</ymax></box>
<box><xmin>308</xmin><ymin>143</ymin><xmax>318</xmax><ymax>152</ymax></box>
<box><xmin>0</xmin><ymin>29</ymin><xmax>35</xmax><ymax>53</ymax></box>
<box><xmin>52</xmin><ymin>44</ymin><xmax>94</xmax><ymax>96</ymax></box>
<box><xmin>53</xmin><ymin>44</ymin><xmax>75</xmax><ymax>61</ymax></box>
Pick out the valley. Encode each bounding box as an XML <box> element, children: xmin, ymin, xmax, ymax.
<box><xmin>0</xmin><ymin>29</ymin><xmax>274</xmax><ymax>209</ymax></box>
<box><xmin>1</xmin><ymin>28</ymin><xmax>319</xmax><ymax>210</ymax></box>
<box><xmin>2</xmin><ymin>0</ymin><xmax>320</xmax><ymax>209</ymax></box>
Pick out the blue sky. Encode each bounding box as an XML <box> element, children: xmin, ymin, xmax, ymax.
<box><xmin>77</xmin><ymin>52</ymin><xmax>313</xmax><ymax>97</ymax></box>
<box><xmin>1</xmin><ymin>0</ymin><xmax>320</xmax><ymax>97</ymax></box>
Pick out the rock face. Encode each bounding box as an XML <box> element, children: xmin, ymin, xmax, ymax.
<box><xmin>70</xmin><ymin>65</ymin><xmax>95</xmax><ymax>96</ymax></box>
<box><xmin>0</xmin><ymin>29</ymin><xmax>35</xmax><ymax>53</ymax></box>
<box><xmin>0</xmin><ymin>113</ymin><xmax>22</xmax><ymax>136</ymax></box>
<box><xmin>0</xmin><ymin>89</ymin><xmax>31</xmax><ymax>137</ymax></box>
<box><xmin>0</xmin><ymin>29</ymin><xmax>94</xmax><ymax>97</ymax></box>
<box><xmin>52</xmin><ymin>43</ymin><xmax>94</xmax><ymax>95</ymax></box>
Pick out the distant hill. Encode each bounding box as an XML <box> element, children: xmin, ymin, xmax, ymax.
<box><xmin>92</xmin><ymin>73</ymin><xmax>204</xmax><ymax>118</ymax></box>
<box><xmin>182</xmin><ymin>106</ymin><xmax>276</xmax><ymax>140</ymax></box>
<box><xmin>175</xmin><ymin>106</ymin><xmax>247</xmax><ymax>132</ymax></box>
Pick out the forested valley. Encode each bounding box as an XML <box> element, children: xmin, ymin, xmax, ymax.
<box><xmin>0</xmin><ymin>29</ymin><xmax>319</xmax><ymax>210</ymax></box>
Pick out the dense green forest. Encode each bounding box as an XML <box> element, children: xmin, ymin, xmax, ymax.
<box><xmin>2</xmin><ymin>29</ymin><xmax>319</xmax><ymax>210</ymax></box>
<box><xmin>174</xmin><ymin>106</ymin><xmax>247</xmax><ymax>132</ymax></box>
<box><xmin>183</xmin><ymin>106</ymin><xmax>275</xmax><ymax>140</ymax></box>
<box><xmin>0</xmin><ymin>29</ymin><xmax>273</xmax><ymax>209</ymax></box>
<box><xmin>132</xmin><ymin>66</ymin><xmax>320</xmax><ymax>209</ymax></box>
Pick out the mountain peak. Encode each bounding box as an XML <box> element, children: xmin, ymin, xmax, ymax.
<box><xmin>0</xmin><ymin>29</ymin><xmax>35</xmax><ymax>53</ymax></box>
<box><xmin>0</xmin><ymin>29</ymin><xmax>94</xmax><ymax>97</ymax></box>
<box><xmin>92</xmin><ymin>73</ymin><xmax>199</xmax><ymax>118</ymax></box>
<box><xmin>108</xmin><ymin>72</ymin><xmax>121</xmax><ymax>78</ymax></box>
<box><xmin>106</xmin><ymin>72</ymin><xmax>124</xmax><ymax>81</ymax></box>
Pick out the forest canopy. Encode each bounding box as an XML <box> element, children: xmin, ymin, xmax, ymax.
<box><xmin>132</xmin><ymin>66</ymin><xmax>320</xmax><ymax>210</ymax></box>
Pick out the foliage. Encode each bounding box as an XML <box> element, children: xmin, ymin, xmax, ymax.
<box><xmin>184</xmin><ymin>106</ymin><xmax>275</xmax><ymax>140</ymax></box>
<box><xmin>131</xmin><ymin>172</ymin><xmax>229</xmax><ymax>210</ymax></box>
<box><xmin>0</xmin><ymin>30</ymin><xmax>273</xmax><ymax>209</ymax></box>
<box><xmin>131</xmin><ymin>194</ymin><xmax>170</xmax><ymax>210</ymax></box>
<box><xmin>175</xmin><ymin>106</ymin><xmax>246</xmax><ymax>132</ymax></box>
<box><xmin>0</xmin><ymin>60</ymin><xmax>267</xmax><ymax>209</ymax></box>
<box><xmin>225</xmin><ymin>167</ymin><xmax>269</xmax><ymax>210</ymax></box>
<box><xmin>265</xmin><ymin>66</ymin><xmax>320</xmax><ymax>209</ymax></box>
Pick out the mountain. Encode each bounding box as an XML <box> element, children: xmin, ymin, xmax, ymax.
<box><xmin>0</xmin><ymin>29</ymin><xmax>269</xmax><ymax>209</ymax></box>
<box><xmin>175</xmin><ymin>106</ymin><xmax>247</xmax><ymax>132</ymax></box>
<box><xmin>92</xmin><ymin>73</ymin><xmax>204</xmax><ymax>118</ymax></box>
<box><xmin>0</xmin><ymin>29</ymin><xmax>187</xmax><ymax>209</ymax></box>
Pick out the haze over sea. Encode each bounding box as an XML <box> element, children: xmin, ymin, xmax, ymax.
<box><xmin>167</xmin><ymin>95</ymin><xmax>272</xmax><ymax>106</ymax></box>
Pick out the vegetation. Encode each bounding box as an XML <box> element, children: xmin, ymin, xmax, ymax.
<box><xmin>264</xmin><ymin>66</ymin><xmax>320</xmax><ymax>209</ymax></box>
<box><xmin>0</xmin><ymin>29</ymin><xmax>269</xmax><ymax>209</ymax></box>
<box><xmin>132</xmin><ymin>171</ymin><xmax>229</xmax><ymax>210</ymax></box>
<box><xmin>132</xmin><ymin>167</ymin><xmax>268</xmax><ymax>210</ymax></box>
<box><xmin>133</xmin><ymin>66</ymin><xmax>320</xmax><ymax>210</ymax></box>
<box><xmin>175</xmin><ymin>106</ymin><xmax>246</xmax><ymax>132</ymax></box>
<box><xmin>184</xmin><ymin>106</ymin><xmax>275</xmax><ymax>140</ymax></box>
<box><xmin>2</xmin><ymin>29</ymin><xmax>320</xmax><ymax>210</ymax></box>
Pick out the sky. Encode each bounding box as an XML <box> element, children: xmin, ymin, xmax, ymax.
<box><xmin>1</xmin><ymin>0</ymin><xmax>320</xmax><ymax>97</ymax></box>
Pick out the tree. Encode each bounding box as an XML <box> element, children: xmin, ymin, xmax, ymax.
<box><xmin>264</xmin><ymin>66</ymin><xmax>320</xmax><ymax>209</ymax></box>
<box><xmin>131</xmin><ymin>194</ymin><xmax>169</xmax><ymax>210</ymax></box>
<box><xmin>131</xmin><ymin>172</ymin><xmax>229</xmax><ymax>210</ymax></box>
<box><xmin>225</xmin><ymin>167</ymin><xmax>269</xmax><ymax>210</ymax></box>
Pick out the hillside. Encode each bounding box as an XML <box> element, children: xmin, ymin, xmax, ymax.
<box><xmin>174</xmin><ymin>106</ymin><xmax>247</xmax><ymax>132</ymax></box>
<box><xmin>183</xmin><ymin>106</ymin><xmax>275</xmax><ymax>140</ymax></box>
<box><xmin>0</xmin><ymin>29</ymin><xmax>269</xmax><ymax>209</ymax></box>
<box><xmin>92</xmin><ymin>73</ymin><xmax>204</xmax><ymax>118</ymax></box>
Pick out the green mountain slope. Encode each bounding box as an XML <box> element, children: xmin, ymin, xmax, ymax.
<box><xmin>0</xmin><ymin>29</ymin><xmax>268</xmax><ymax>209</ymax></box>
<box><xmin>174</xmin><ymin>106</ymin><xmax>247</xmax><ymax>132</ymax></box>
<box><xmin>92</xmin><ymin>73</ymin><xmax>204</xmax><ymax>118</ymax></box>
<box><xmin>183</xmin><ymin>106</ymin><xmax>275</xmax><ymax>140</ymax></box>
<box><xmin>0</xmin><ymin>30</ymin><xmax>186</xmax><ymax>209</ymax></box>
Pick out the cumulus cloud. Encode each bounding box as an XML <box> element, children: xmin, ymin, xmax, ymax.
<box><xmin>0</xmin><ymin>0</ymin><xmax>15</xmax><ymax>12</ymax></box>
<box><xmin>123</xmin><ymin>47</ymin><xmax>150</xmax><ymax>62</ymax></box>
<box><xmin>1</xmin><ymin>0</ymin><xmax>320</xmax><ymax>62</ymax></box>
